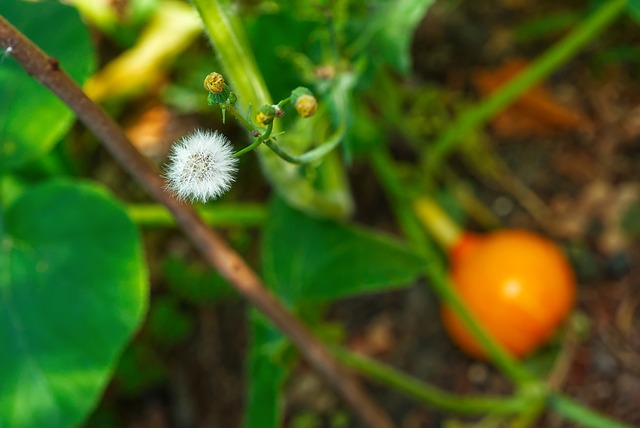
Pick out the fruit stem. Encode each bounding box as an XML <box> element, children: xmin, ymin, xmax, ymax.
<box><xmin>412</xmin><ymin>197</ymin><xmax>462</xmax><ymax>251</ymax></box>
<box><xmin>371</xmin><ymin>148</ymin><xmax>536</xmax><ymax>386</ymax></box>
<box><xmin>425</xmin><ymin>263</ymin><xmax>537</xmax><ymax>385</ymax></box>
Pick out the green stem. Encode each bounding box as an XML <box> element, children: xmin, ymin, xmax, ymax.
<box><xmin>127</xmin><ymin>203</ymin><xmax>267</xmax><ymax>228</ymax></box>
<box><xmin>508</xmin><ymin>395</ymin><xmax>545</xmax><ymax>428</ymax></box>
<box><xmin>233</xmin><ymin>138</ymin><xmax>263</xmax><ymax>158</ymax></box>
<box><xmin>333</xmin><ymin>347</ymin><xmax>530</xmax><ymax>415</ymax></box>
<box><xmin>413</xmin><ymin>197</ymin><xmax>463</xmax><ymax>250</ymax></box>
<box><xmin>260</xmin><ymin>121</ymin><xmax>274</xmax><ymax>140</ymax></box>
<box><xmin>190</xmin><ymin>0</ymin><xmax>270</xmax><ymax>108</ymax></box>
<box><xmin>370</xmin><ymin>148</ymin><xmax>536</xmax><ymax>386</ymax></box>
<box><xmin>262</xmin><ymin>125</ymin><xmax>345</xmax><ymax>165</ymax></box>
<box><xmin>262</xmin><ymin>139</ymin><xmax>305</xmax><ymax>164</ymax></box>
<box><xmin>225</xmin><ymin>105</ymin><xmax>273</xmax><ymax>158</ymax></box>
<box><xmin>225</xmin><ymin>102</ymin><xmax>258</xmax><ymax>133</ymax></box>
<box><xmin>369</xmin><ymin>151</ymin><xmax>433</xmax><ymax>256</ymax></box>
<box><xmin>426</xmin><ymin>0</ymin><xmax>626</xmax><ymax>169</ymax></box>
<box><xmin>425</xmin><ymin>264</ymin><xmax>537</xmax><ymax>385</ymax></box>
<box><xmin>547</xmin><ymin>394</ymin><xmax>632</xmax><ymax>428</ymax></box>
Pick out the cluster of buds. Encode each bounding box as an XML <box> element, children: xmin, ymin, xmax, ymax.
<box><xmin>204</xmin><ymin>72</ymin><xmax>318</xmax><ymax>126</ymax></box>
<box><xmin>255</xmin><ymin>87</ymin><xmax>318</xmax><ymax>125</ymax></box>
<box><xmin>163</xmin><ymin>72</ymin><xmax>324</xmax><ymax>204</ymax></box>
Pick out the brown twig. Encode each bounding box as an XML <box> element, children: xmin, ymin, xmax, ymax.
<box><xmin>0</xmin><ymin>15</ymin><xmax>395</xmax><ymax>428</ymax></box>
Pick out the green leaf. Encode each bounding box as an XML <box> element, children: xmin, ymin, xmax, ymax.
<box><xmin>244</xmin><ymin>311</ymin><xmax>288</xmax><ymax>428</ymax></box>
<box><xmin>0</xmin><ymin>180</ymin><xmax>148</xmax><ymax>428</ymax></box>
<box><xmin>262</xmin><ymin>198</ymin><xmax>425</xmax><ymax>304</ymax></box>
<box><xmin>246</xmin><ymin>8</ymin><xmax>318</xmax><ymax>100</ymax></box>
<box><xmin>0</xmin><ymin>0</ymin><xmax>95</xmax><ymax>170</ymax></box>
<box><xmin>367</xmin><ymin>0</ymin><xmax>435</xmax><ymax>73</ymax></box>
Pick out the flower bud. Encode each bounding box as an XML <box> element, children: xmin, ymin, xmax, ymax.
<box><xmin>204</xmin><ymin>72</ymin><xmax>232</xmax><ymax>105</ymax></box>
<box><xmin>204</xmin><ymin>72</ymin><xmax>225</xmax><ymax>93</ymax></box>
<box><xmin>291</xmin><ymin>87</ymin><xmax>317</xmax><ymax>118</ymax></box>
<box><xmin>256</xmin><ymin>104</ymin><xmax>278</xmax><ymax>125</ymax></box>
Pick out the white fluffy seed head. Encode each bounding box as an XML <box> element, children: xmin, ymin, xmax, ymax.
<box><xmin>164</xmin><ymin>130</ymin><xmax>238</xmax><ymax>202</ymax></box>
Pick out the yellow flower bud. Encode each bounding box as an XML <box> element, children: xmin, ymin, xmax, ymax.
<box><xmin>256</xmin><ymin>104</ymin><xmax>277</xmax><ymax>125</ymax></box>
<box><xmin>256</xmin><ymin>112</ymin><xmax>269</xmax><ymax>126</ymax></box>
<box><xmin>204</xmin><ymin>72</ymin><xmax>225</xmax><ymax>94</ymax></box>
<box><xmin>294</xmin><ymin>94</ymin><xmax>318</xmax><ymax>118</ymax></box>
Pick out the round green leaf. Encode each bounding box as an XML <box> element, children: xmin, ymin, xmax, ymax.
<box><xmin>0</xmin><ymin>0</ymin><xmax>95</xmax><ymax>170</ymax></box>
<box><xmin>0</xmin><ymin>181</ymin><xmax>148</xmax><ymax>428</ymax></box>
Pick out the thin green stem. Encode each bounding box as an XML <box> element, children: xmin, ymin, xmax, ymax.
<box><xmin>127</xmin><ymin>203</ymin><xmax>267</xmax><ymax>228</ymax></box>
<box><xmin>333</xmin><ymin>347</ymin><xmax>530</xmax><ymax>415</ymax></box>
<box><xmin>370</xmin><ymin>148</ymin><xmax>536</xmax><ymax>386</ymax></box>
<box><xmin>369</xmin><ymin>149</ymin><xmax>433</xmax><ymax>257</ymax></box>
<box><xmin>225</xmin><ymin>102</ymin><xmax>258</xmax><ymax>133</ymax></box>
<box><xmin>262</xmin><ymin>139</ymin><xmax>306</xmax><ymax>164</ymax></box>
<box><xmin>222</xmin><ymin>102</ymin><xmax>275</xmax><ymax>158</ymax></box>
<box><xmin>262</xmin><ymin>125</ymin><xmax>345</xmax><ymax>165</ymax></box>
<box><xmin>233</xmin><ymin>138</ymin><xmax>263</xmax><ymax>158</ymax></box>
<box><xmin>426</xmin><ymin>264</ymin><xmax>537</xmax><ymax>385</ymax></box>
<box><xmin>235</xmin><ymin>121</ymin><xmax>274</xmax><ymax>158</ymax></box>
<box><xmin>221</xmin><ymin>100</ymin><xmax>273</xmax><ymax>158</ymax></box>
<box><xmin>547</xmin><ymin>394</ymin><xmax>632</xmax><ymax>428</ymax></box>
<box><xmin>260</xmin><ymin>121</ymin><xmax>274</xmax><ymax>140</ymax></box>
<box><xmin>426</xmin><ymin>0</ymin><xmax>626</xmax><ymax>169</ymax></box>
<box><xmin>413</xmin><ymin>197</ymin><xmax>463</xmax><ymax>250</ymax></box>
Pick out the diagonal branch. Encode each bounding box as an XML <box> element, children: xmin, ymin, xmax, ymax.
<box><xmin>0</xmin><ymin>15</ymin><xmax>395</xmax><ymax>428</ymax></box>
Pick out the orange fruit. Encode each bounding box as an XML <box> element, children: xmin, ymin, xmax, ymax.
<box><xmin>442</xmin><ymin>230</ymin><xmax>576</xmax><ymax>359</ymax></box>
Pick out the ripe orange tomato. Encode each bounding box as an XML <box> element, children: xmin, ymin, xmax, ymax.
<box><xmin>441</xmin><ymin>230</ymin><xmax>576</xmax><ymax>359</ymax></box>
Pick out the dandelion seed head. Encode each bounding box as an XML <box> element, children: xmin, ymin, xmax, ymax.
<box><xmin>164</xmin><ymin>130</ymin><xmax>238</xmax><ymax>202</ymax></box>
